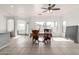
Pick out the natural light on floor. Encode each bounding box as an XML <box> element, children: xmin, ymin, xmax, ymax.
<box><xmin>38</xmin><ymin>37</ymin><xmax>73</xmax><ymax>42</ymax></box>
<box><xmin>53</xmin><ymin>37</ymin><xmax>73</xmax><ymax>42</ymax></box>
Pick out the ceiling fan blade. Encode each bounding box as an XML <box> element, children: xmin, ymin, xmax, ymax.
<box><xmin>52</xmin><ymin>8</ymin><xmax>60</xmax><ymax>10</ymax></box>
<box><xmin>41</xmin><ymin>7</ymin><xmax>47</xmax><ymax>9</ymax></box>
<box><xmin>52</xmin><ymin>4</ymin><xmax>55</xmax><ymax>7</ymax></box>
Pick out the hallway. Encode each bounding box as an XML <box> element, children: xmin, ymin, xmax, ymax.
<box><xmin>0</xmin><ymin>36</ymin><xmax>79</xmax><ymax>55</ymax></box>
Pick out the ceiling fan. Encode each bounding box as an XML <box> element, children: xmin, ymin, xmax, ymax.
<box><xmin>41</xmin><ymin>4</ymin><xmax>60</xmax><ymax>13</ymax></box>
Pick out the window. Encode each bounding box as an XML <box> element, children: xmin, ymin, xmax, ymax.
<box><xmin>7</xmin><ymin>19</ymin><xmax>14</xmax><ymax>32</ymax></box>
<box><xmin>62</xmin><ymin>21</ymin><xmax>66</xmax><ymax>32</ymax></box>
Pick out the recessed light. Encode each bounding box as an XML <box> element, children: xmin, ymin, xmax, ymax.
<box><xmin>10</xmin><ymin>5</ymin><xmax>14</xmax><ymax>8</ymax></box>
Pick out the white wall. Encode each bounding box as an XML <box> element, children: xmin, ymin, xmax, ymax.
<box><xmin>0</xmin><ymin>15</ymin><xmax>6</xmax><ymax>33</ymax></box>
<box><xmin>63</xmin><ymin>8</ymin><xmax>79</xmax><ymax>26</ymax></box>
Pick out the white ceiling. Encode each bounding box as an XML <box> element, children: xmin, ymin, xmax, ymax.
<box><xmin>0</xmin><ymin>4</ymin><xmax>79</xmax><ymax>19</ymax></box>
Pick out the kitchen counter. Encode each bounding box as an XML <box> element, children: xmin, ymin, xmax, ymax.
<box><xmin>0</xmin><ymin>32</ymin><xmax>10</xmax><ymax>49</ymax></box>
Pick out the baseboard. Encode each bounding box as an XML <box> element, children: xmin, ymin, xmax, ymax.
<box><xmin>0</xmin><ymin>43</ymin><xmax>9</xmax><ymax>50</ymax></box>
